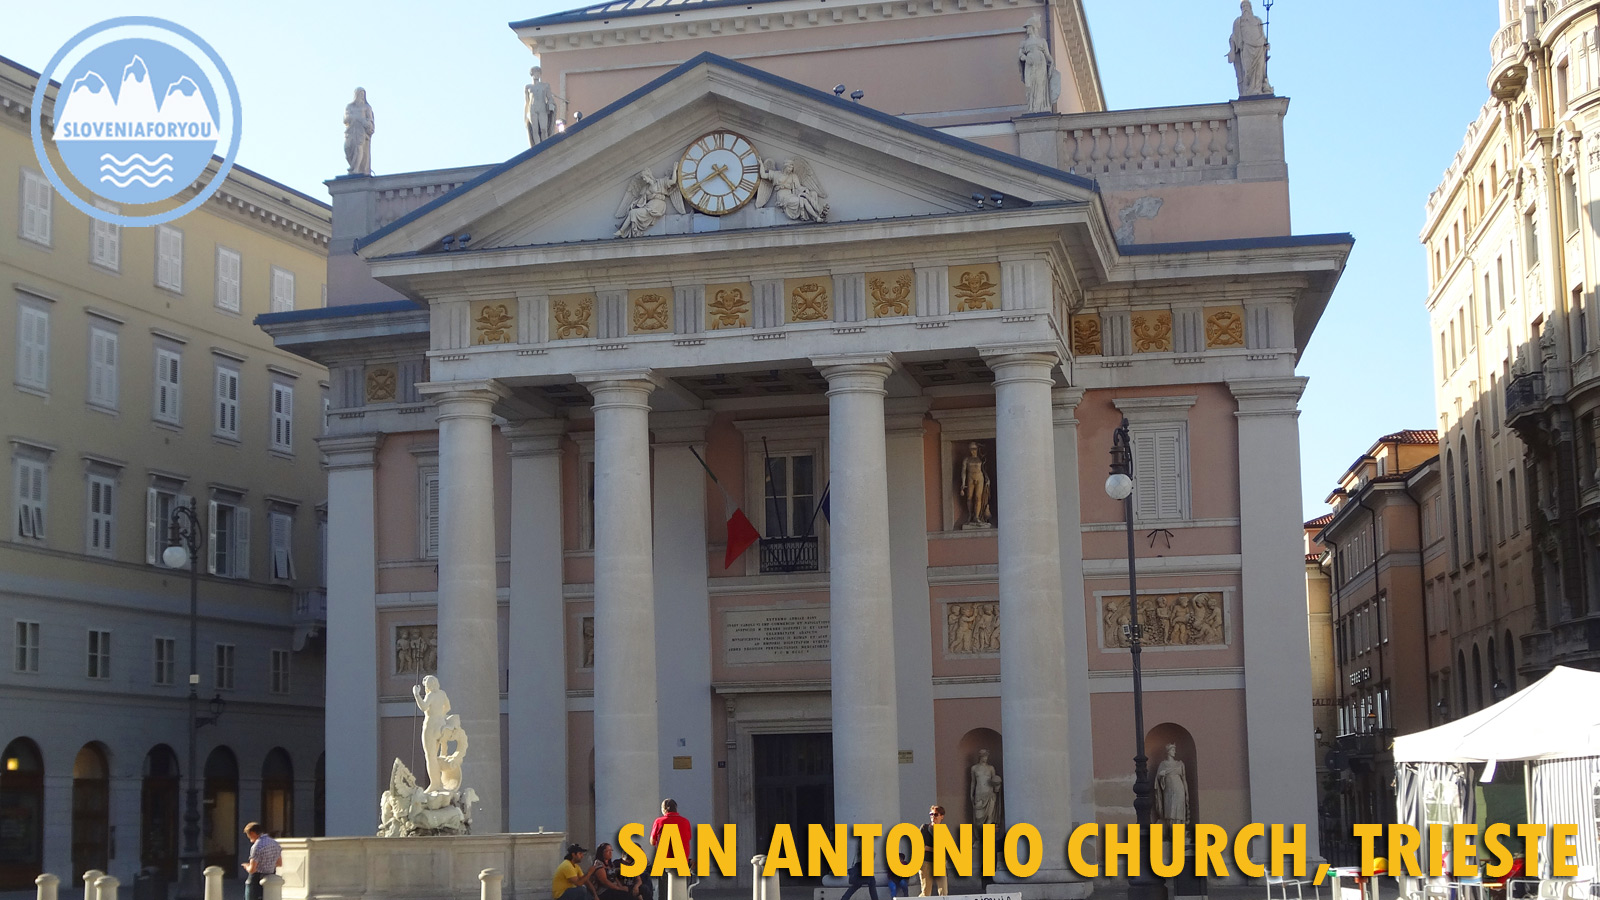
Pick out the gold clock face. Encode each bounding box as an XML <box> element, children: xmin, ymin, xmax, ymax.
<box><xmin>677</xmin><ymin>130</ymin><xmax>760</xmax><ymax>215</ymax></box>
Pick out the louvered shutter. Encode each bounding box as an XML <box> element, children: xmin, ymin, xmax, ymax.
<box><xmin>146</xmin><ymin>488</ymin><xmax>159</xmax><ymax>564</ymax></box>
<box><xmin>271</xmin><ymin>512</ymin><xmax>293</xmax><ymax>579</ymax></box>
<box><xmin>1153</xmin><ymin>430</ymin><xmax>1183</xmax><ymax>519</ymax></box>
<box><xmin>1132</xmin><ymin>432</ymin><xmax>1158</xmax><ymax>521</ymax></box>
<box><xmin>234</xmin><ymin>508</ymin><xmax>249</xmax><ymax>579</ymax></box>
<box><xmin>423</xmin><ymin>472</ymin><xmax>440</xmax><ymax>558</ymax></box>
<box><xmin>206</xmin><ymin>500</ymin><xmax>219</xmax><ymax>574</ymax></box>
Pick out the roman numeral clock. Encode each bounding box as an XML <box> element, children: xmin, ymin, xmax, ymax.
<box><xmin>677</xmin><ymin>130</ymin><xmax>760</xmax><ymax>215</ymax></box>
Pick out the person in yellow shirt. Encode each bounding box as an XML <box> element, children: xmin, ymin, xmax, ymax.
<box><xmin>554</xmin><ymin>843</ymin><xmax>598</xmax><ymax>900</ymax></box>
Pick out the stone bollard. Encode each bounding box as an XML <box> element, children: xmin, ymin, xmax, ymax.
<box><xmin>82</xmin><ymin>870</ymin><xmax>104</xmax><ymax>900</ymax></box>
<box><xmin>35</xmin><ymin>873</ymin><xmax>60</xmax><ymax>900</ymax></box>
<box><xmin>203</xmin><ymin>866</ymin><xmax>224</xmax><ymax>900</ymax></box>
<box><xmin>750</xmin><ymin>855</ymin><xmax>780</xmax><ymax>900</ymax></box>
<box><xmin>262</xmin><ymin>874</ymin><xmax>284</xmax><ymax>900</ymax></box>
<box><xmin>479</xmin><ymin>868</ymin><xmax>504</xmax><ymax>900</ymax></box>
<box><xmin>94</xmin><ymin>875</ymin><xmax>119</xmax><ymax>900</ymax></box>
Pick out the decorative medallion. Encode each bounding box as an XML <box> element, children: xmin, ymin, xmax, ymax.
<box><xmin>629</xmin><ymin>289</ymin><xmax>672</xmax><ymax>334</ymax></box>
<box><xmin>785</xmin><ymin>278</ymin><xmax>832</xmax><ymax>323</ymax></box>
<box><xmin>944</xmin><ymin>600</ymin><xmax>1000</xmax><ymax>655</ymax></box>
<box><xmin>550</xmin><ymin>293</ymin><xmax>596</xmax><ymax>340</ymax></box>
<box><xmin>365</xmin><ymin>365</ymin><xmax>398</xmax><ymax>403</ymax></box>
<box><xmin>949</xmin><ymin>264</ymin><xmax>1001</xmax><ymax>312</ymax></box>
<box><xmin>1070</xmin><ymin>315</ymin><xmax>1103</xmax><ymax>356</ymax></box>
<box><xmin>471</xmin><ymin>300</ymin><xmax>515</xmax><ymax>345</ymax></box>
<box><xmin>1100</xmin><ymin>592</ymin><xmax>1226</xmax><ymax>649</ymax></box>
<box><xmin>867</xmin><ymin>270</ymin><xmax>914</xmax><ymax>318</ymax></box>
<box><xmin>1131</xmin><ymin>309</ymin><xmax>1173</xmax><ymax>352</ymax></box>
<box><xmin>705</xmin><ymin>283</ymin><xmax>753</xmax><ymax>330</ymax></box>
<box><xmin>1204</xmin><ymin>306</ymin><xmax>1246</xmax><ymax>348</ymax></box>
<box><xmin>678</xmin><ymin>130</ymin><xmax>761</xmax><ymax>215</ymax></box>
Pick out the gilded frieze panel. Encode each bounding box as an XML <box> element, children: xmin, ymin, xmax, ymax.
<box><xmin>1131</xmin><ymin>309</ymin><xmax>1173</xmax><ymax>352</ymax></box>
<box><xmin>550</xmin><ymin>292</ymin><xmax>597</xmax><ymax>340</ymax></box>
<box><xmin>949</xmin><ymin>263</ymin><xmax>1001</xmax><ymax>312</ymax></box>
<box><xmin>628</xmin><ymin>288</ymin><xmax>673</xmax><ymax>334</ymax></box>
<box><xmin>1204</xmin><ymin>306</ymin><xmax>1246</xmax><ymax>348</ymax></box>
<box><xmin>365</xmin><ymin>365</ymin><xmax>398</xmax><ymax>403</ymax></box>
<box><xmin>705</xmin><ymin>283</ymin><xmax>753</xmax><ymax>330</ymax></box>
<box><xmin>866</xmin><ymin>270</ymin><xmax>914</xmax><ymax>318</ymax></box>
<box><xmin>470</xmin><ymin>299</ymin><xmax>516</xmax><ymax>345</ymax></box>
<box><xmin>785</xmin><ymin>277</ymin><xmax>832</xmax><ymax>323</ymax></box>
<box><xmin>1070</xmin><ymin>315</ymin><xmax>1102</xmax><ymax>356</ymax></box>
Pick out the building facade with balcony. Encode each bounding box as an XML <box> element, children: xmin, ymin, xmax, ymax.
<box><xmin>0</xmin><ymin>56</ymin><xmax>330</xmax><ymax>891</ymax></box>
<box><xmin>259</xmin><ymin>1</ymin><xmax>1350</xmax><ymax>885</ymax></box>
<box><xmin>1423</xmin><ymin>1</ymin><xmax>1600</xmax><ymax>695</ymax></box>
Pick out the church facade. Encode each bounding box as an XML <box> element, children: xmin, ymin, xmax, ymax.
<box><xmin>259</xmin><ymin>0</ymin><xmax>1348</xmax><ymax>890</ymax></box>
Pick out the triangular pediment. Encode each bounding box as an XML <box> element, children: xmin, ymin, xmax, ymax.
<box><xmin>359</xmin><ymin>53</ymin><xmax>1097</xmax><ymax>260</ymax></box>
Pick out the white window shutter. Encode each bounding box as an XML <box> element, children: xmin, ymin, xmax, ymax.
<box><xmin>235</xmin><ymin>508</ymin><xmax>250</xmax><ymax>579</ymax></box>
<box><xmin>271</xmin><ymin>512</ymin><xmax>292</xmax><ymax>579</ymax></box>
<box><xmin>1132</xmin><ymin>433</ymin><xmax>1158</xmax><ymax>521</ymax></box>
<box><xmin>146</xmin><ymin>488</ymin><xmax>159</xmax><ymax>564</ymax></box>
<box><xmin>1154</xmin><ymin>431</ymin><xmax>1183</xmax><ymax>518</ymax></box>
<box><xmin>206</xmin><ymin>500</ymin><xmax>219</xmax><ymax>574</ymax></box>
<box><xmin>423</xmin><ymin>472</ymin><xmax>440</xmax><ymax>558</ymax></box>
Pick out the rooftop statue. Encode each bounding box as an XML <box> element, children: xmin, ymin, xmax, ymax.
<box><xmin>344</xmin><ymin>88</ymin><xmax>374</xmax><ymax>176</ymax></box>
<box><xmin>1227</xmin><ymin>1</ymin><xmax>1273</xmax><ymax>97</ymax></box>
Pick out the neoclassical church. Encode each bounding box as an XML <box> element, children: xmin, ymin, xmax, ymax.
<box><xmin>260</xmin><ymin>0</ymin><xmax>1348</xmax><ymax>891</ymax></box>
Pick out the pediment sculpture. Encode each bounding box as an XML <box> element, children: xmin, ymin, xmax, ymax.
<box><xmin>614</xmin><ymin>167</ymin><xmax>686</xmax><ymax>238</ymax></box>
<box><xmin>757</xmin><ymin>157</ymin><xmax>829</xmax><ymax>223</ymax></box>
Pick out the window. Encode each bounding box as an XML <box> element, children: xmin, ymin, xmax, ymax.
<box><xmin>1565</xmin><ymin>172</ymin><xmax>1581</xmax><ymax>235</ymax></box>
<box><xmin>1461</xmin><ymin>437</ymin><xmax>1475</xmax><ymax>555</ymax></box>
<box><xmin>16</xmin><ymin>302</ymin><xmax>49</xmax><ymax>391</ymax></box>
<box><xmin>214</xmin><ymin>365</ymin><xmax>239</xmax><ymax>438</ymax></box>
<box><xmin>215</xmin><ymin>247</ymin><xmax>241</xmax><ymax>312</ymax></box>
<box><xmin>91</xmin><ymin>203</ymin><xmax>120</xmax><ymax>270</ymax></box>
<box><xmin>1379</xmin><ymin>593</ymin><xmax>1389</xmax><ymax>644</ymax></box>
<box><xmin>208</xmin><ymin>498</ymin><xmax>249</xmax><ymax>579</ymax></box>
<box><xmin>270</xmin><ymin>649</ymin><xmax>290</xmax><ymax>694</ymax></box>
<box><xmin>156</xmin><ymin>226</ymin><xmax>183</xmax><ymax>292</ymax></box>
<box><xmin>1577</xmin><ymin>287</ymin><xmax>1590</xmax><ymax>357</ymax></box>
<box><xmin>146</xmin><ymin>487</ymin><xmax>191</xmax><ymax>565</ymax></box>
<box><xmin>154</xmin><ymin>348</ymin><xmax>181</xmax><ymax>425</ymax></box>
<box><xmin>1496</xmin><ymin>256</ymin><xmax>1507</xmax><ymax>314</ymax></box>
<box><xmin>1510</xmin><ymin>469</ymin><xmax>1521</xmax><ymax>533</ymax></box>
<box><xmin>214</xmin><ymin>643</ymin><xmax>235</xmax><ymax>690</ymax></box>
<box><xmin>270</xmin><ymin>267</ymin><xmax>295</xmax><ymax>313</ymax></box>
<box><xmin>20</xmin><ymin>169</ymin><xmax>51</xmax><ymax>246</ymax></box>
<box><xmin>1446</xmin><ymin>450</ymin><xmax>1460</xmax><ymax>565</ymax></box>
<box><xmin>761</xmin><ymin>453</ymin><xmax>817</xmax><ymax>539</ymax></box>
<box><xmin>86</xmin><ymin>629</ymin><xmax>110</xmax><ymax>679</ymax></box>
<box><xmin>1483</xmin><ymin>273</ymin><xmax>1493</xmax><ymax>330</ymax></box>
<box><xmin>87</xmin><ymin>473</ymin><xmax>115</xmax><ymax>556</ymax></box>
<box><xmin>88</xmin><ymin>326</ymin><xmax>118</xmax><ymax>409</ymax></box>
<box><xmin>420</xmin><ymin>470</ymin><xmax>440</xmax><ymax>559</ymax></box>
<box><xmin>1526</xmin><ymin>211</ymin><xmax>1539</xmax><ymax>267</ymax></box>
<box><xmin>154</xmin><ymin>636</ymin><xmax>175</xmax><ymax>686</ymax></box>
<box><xmin>1131</xmin><ymin>424</ymin><xmax>1188</xmax><ymax>521</ymax></box>
<box><xmin>269</xmin><ymin>510</ymin><xmax>295</xmax><ymax>580</ymax></box>
<box><xmin>1497</xmin><ymin>479</ymin><xmax>1507</xmax><ymax>541</ymax></box>
<box><xmin>14</xmin><ymin>620</ymin><xmax>40</xmax><ymax>673</ymax></box>
<box><xmin>270</xmin><ymin>383</ymin><xmax>294</xmax><ymax>452</ymax></box>
<box><xmin>14</xmin><ymin>456</ymin><xmax>47</xmax><ymax>540</ymax></box>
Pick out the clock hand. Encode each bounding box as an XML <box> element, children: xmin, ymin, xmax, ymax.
<box><xmin>708</xmin><ymin>163</ymin><xmax>738</xmax><ymax>191</ymax></box>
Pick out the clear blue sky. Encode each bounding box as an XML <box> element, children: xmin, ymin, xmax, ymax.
<box><xmin>6</xmin><ymin>1</ymin><xmax>1497</xmax><ymax>518</ymax></box>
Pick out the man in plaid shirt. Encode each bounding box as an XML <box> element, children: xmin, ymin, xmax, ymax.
<box><xmin>243</xmin><ymin>822</ymin><xmax>281</xmax><ymax>900</ymax></box>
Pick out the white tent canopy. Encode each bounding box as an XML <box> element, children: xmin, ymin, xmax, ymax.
<box><xmin>1393</xmin><ymin>666</ymin><xmax>1600</xmax><ymax>763</ymax></box>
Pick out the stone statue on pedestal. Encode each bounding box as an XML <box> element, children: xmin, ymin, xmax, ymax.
<box><xmin>959</xmin><ymin>442</ymin><xmax>992</xmax><ymax>528</ymax></box>
<box><xmin>344</xmin><ymin>88</ymin><xmax>374</xmax><ymax>176</ymax></box>
<box><xmin>1227</xmin><ymin>1</ymin><xmax>1272</xmax><ymax>98</ymax></box>
<box><xmin>378</xmin><ymin>676</ymin><xmax>478</xmax><ymax>836</ymax></box>
<box><xmin>1018</xmin><ymin>14</ymin><xmax>1057</xmax><ymax>114</ymax></box>
<box><xmin>1151</xmin><ymin>743</ymin><xmax>1189</xmax><ymax>825</ymax></box>
<box><xmin>525</xmin><ymin>66</ymin><xmax>558</xmax><ymax>147</ymax></box>
<box><xmin>969</xmin><ymin>749</ymin><xmax>1002</xmax><ymax>826</ymax></box>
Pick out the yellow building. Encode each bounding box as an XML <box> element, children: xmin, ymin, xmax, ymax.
<box><xmin>0</xmin><ymin>54</ymin><xmax>330</xmax><ymax>890</ymax></box>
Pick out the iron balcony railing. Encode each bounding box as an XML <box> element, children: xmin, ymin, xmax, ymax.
<box><xmin>759</xmin><ymin>535</ymin><xmax>819</xmax><ymax>574</ymax></box>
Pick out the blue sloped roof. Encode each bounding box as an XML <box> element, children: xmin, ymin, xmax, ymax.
<box><xmin>512</xmin><ymin>0</ymin><xmax>787</xmax><ymax>29</ymax></box>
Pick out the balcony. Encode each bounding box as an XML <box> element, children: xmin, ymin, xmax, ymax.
<box><xmin>1506</xmin><ymin>370</ymin><xmax>1545</xmax><ymax>425</ymax></box>
<box><xmin>1489</xmin><ymin>17</ymin><xmax>1528</xmax><ymax>100</ymax></box>
<box><xmin>759</xmin><ymin>536</ymin><xmax>819</xmax><ymax>574</ymax></box>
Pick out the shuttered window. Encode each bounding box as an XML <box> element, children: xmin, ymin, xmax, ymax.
<box><xmin>154</xmin><ymin>349</ymin><xmax>182</xmax><ymax>424</ymax></box>
<box><xmin>270</xmin><ymin>383</ymin><xmax>294</xmax><ymax>452</ymax></box>
<box><xmin>1131</xmin><ymin>424</ymin><xmax>1187</xmax><ymax>521</ymax></box>
<box><xmin>14</xmin><ymin>458</ymin><xmax>46</xmax><ymax>540</ymax></box>
<box><xmin>207</xmin><ymin>499</ymin><xmax>249</xmax><ymax>579</ymax></box>
<box><xmin>16</xmin><ymin>303</ymin><xmax>49</xmax><ymax>390</ymax></box>
<box><xmin>420</xmin><ymin>471</ymin><xmax>440</xmax><ymax>558</ymax></box>
<box><xmin>270</xmin><ymin>267</ymin><xmax>295</xmax><ymax>313</ymax></box>
<box><xmin>269</xmin><ymin>511</ymin><xmax>295</xmax><ymax>580</ymax></box>
<box><xmin>216</xmin><ymin>247</ymin><xmax>241</xmax><ymax>312</ymax></box>
<box><xmin>20</xmin><ymin>170</ymin><xmax>51</xmax><ymax>245</ymax></box>
<box><xmin>156</xmin><ymin>225</ymin><xmax>183</xmax><ymax>292</ymax></box>
<box><xmin>145</xmin><ymin>489</ymin><xmax>191</xmax><ymax>565</ymax></box>
<box><xmin>88</xmin><ymin>327</ymin><xmax>118</xmax><ymax>409</ymax></box>
<box><xmin>214</xmin><ymin>366</ymin><xmax>239</xmax><ymax>438</ymax></box>
<box><xmin>87</xmin><ymin>474</ymin><xmax>115</xmax><ymax>555</ymax></box>
<box><xmin>91</xmin><ymin>203</ymin><xmax>120</xmax><ymax>270</ymax></box>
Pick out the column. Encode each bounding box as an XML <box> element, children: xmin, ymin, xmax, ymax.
<box><xmin>424</xmin><ymin>381</ymin><xmax>505</xmax><ymax>834</ymax></box>
<box><xmin>651</xmin><ymin>411</ymin><xmax>716</xmax><ymax>826</ymax></box>
<box><xmin>813</xmin><ymin>356</ymin><xmax>902</xmax><ymax>836</ymax></box>
<box><xmin>316</xmin><ymin>433</ymin><xmax>383</xmax><ymax>836</ymax></box>
<box><xmin>983</xmin><ymin>348</ymin><xmax>1085</xmax><ymax>897</ymax></box>
<box><xmin>886</xmin><ymin>399</ymin><xmax>936</xmax><ymax>822</ymax></box>
<box><xmin>578</xmin><ymin>372</ymin><xmax>662</xmax><ymax>841</ymax></box>
<box><xmin>1229</xmin><ymin>377</ymin><xmax>1321</xmax><ymax>854</ymax></box>
<box><xmin>1052</xmin><ymin>387</ymin><xmax>1096</xmax><ymax>829</ymax></box>
<box><xmin>505</xmin><ymin>419</ymin><xmax>569</xmax><ymax>834</ymax></box>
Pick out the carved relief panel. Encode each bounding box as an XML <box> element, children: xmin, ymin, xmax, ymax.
<box><xmin>949</xmin><ymin>263</ymin><xmax>1001</xmax><ymax>312</ymax></box>
<box><xmin>550</xmin><ymin>293</ymin><xmax>597</xmax><ymax>340</ymax></box>
<box><xmin>1098</xmin><ymin>591</ymin><xmax>1227</xmax><ymax>649</ymax></box>
<box><xmin>943</xmin><ymin>600</ymin><xmax>1000</xmax><ymax>656</ymax></box>
<box><xmin>629</xmin><ymin>288</ymin><xmax>673</xmax><ymax>334</ymax></box>
<box><xmin>1131</xmin><ymin>309</ymin><xmax>1173</xmax><ymax>352</ymax></box>
<box><xmin>471</xmin><ymin>299</ymin><xmax>516</xmax><ymax>345</ymax></box>
<box><xmin>867</xmin><ymin>270</ymin><xmax>915</xmax><ymax>318</ymax></box>
<box><xmin>365</xmin><ymin>365</ymin><xmax>398</xmax><ymax>403</ymax></box>
<box><xmin>785</xmin><ymin>278</ymin><xmax>832</xmax><ymax>323</ymax></box>
<box><xmin>1070</xmin><ymin>314</ymin><xmax>1102</xmax><ymax>356</ymax></box>
<box><xmin>1203</xmin><ymin>306</ymin><xmax>1245</xmax><ymax>348</ymax></box>
<box><xmin>395</xmin><ymin>624</ymin><xmax>438</xmax><ymax>675</ymax></box>
<box><xmin>705</xmin><ymin>283</ymin><xmax>753</xmax><ymax>330</ymax></box>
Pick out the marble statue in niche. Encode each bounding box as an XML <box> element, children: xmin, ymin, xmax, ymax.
<box><xmin>955</xmin><ymin>440</ymin><xmax>997</xmax><ymax>529</ymax></box>
<box><xmin>1152</xmin><ymin>743</ymin><xmax>1189</xmax><ymax>825</ymax></box>
<box><xmin>1227</xmin><ymin>1</ymin><xmax>1272</xmax><ymax>97</ymax></box>
<box><xmin>758</xmin><ymin>157</ymin><xmax>829</xmax><ymax>222</ymax></box>
<box><xmin>581</xmin><ymin>617</ymin><xmax>594</xmax><ymax>669</ymax></box>
<box><xmin>524</xmin><ymin>66</ymin><xmax>557</xmax><ymax>147</ymax></box>
<box><xmin>344</xmin><ymin>88</ymin><xmax>374</xmax><ymax>176</ymax></box>
<box><xmin>969</xmin><ymin>748</ymin><xmax>1002</xmax><ymax>827</ymax></box>
<box><xmin>1102</xmin><ymin>592</ymin><xmax>1225</xmax><ymax>648</ymax></box>
<box><xmin>946</xmin><ymin>601</ymin><xmax>999</xmax><ymax>654</ymax></box>
<box><xmin>395</xmin><ymin>625</ymin><xmax>437</xmax><ymax>675</ymax></box>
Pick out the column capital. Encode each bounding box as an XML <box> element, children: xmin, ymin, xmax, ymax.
<box><xmin>578</xmin><ymin>370</ymin><xmax>659</xmax><ymax>412</ymax></box>
<box><xmin>503</xmin><ymin>418</ymin><xmax>568</xmax><ymax>458</ymax></box>
<box><xmin>813</xmin><ymin>353</ymin><xmax>896</xmax><ymax>395</ymax></box>
<box><xmin>317</xmin><ymin>433</ymin><xmax>385</xmax><ymax>470</ymax></box>
<box><xmin>980</xmin><ymin>344</ymin><xmax>1061</xmax><ymax>385</ymax></box>
<box><xmin>574</xmin><ymin>368</ymin><xmax>665</xmax><ymax>390</ymax></box>
<box><xmin>417</xmin><ymin>379</ymin><xmax>512</xmax><ymax>404</ymax></box>
<box><xmin>1051</xmin><ymin>387</ymin><xmax>1087</xmax><ymax>426</ymax></box>
<box><xmin>1228</xmin><ymin>376</ymin><xmax>1308</xmax><ymax>417</ymax></box>
<box><xmin>650</xmin><ymin>409</ymin><xmax>715</xmax><ymax>445</ymax></box>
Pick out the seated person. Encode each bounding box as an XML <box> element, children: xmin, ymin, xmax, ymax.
<box><xmin>554</xmin><ymin>843</ymin><xmax>597</xmax><ymax>900</ymax></box>
<box><xmin>617</xmin><ymin>851</ymin><xmax>653</xmax><ymax>900</ymax></box>
<box><xmin>841</xmin><ymin>850</ymin><xmax>878</xmax><ymax>900</ymax></box>
<box><xmin>593</xmin><ymin>843</ymin><xmax>641</xmax><ymax>900</ymax></box>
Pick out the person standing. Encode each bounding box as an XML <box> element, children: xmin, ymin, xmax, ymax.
<box><xmin>241</xmin><ymin>823</ymin><xmax>280</xmax><ymax>900</ymax></box>
<box><xmin>553</xmin><ymin>843</ymin><xmax>597</xmax><ymax>900</ymax></box>
<box><xmin>918</xmin><ymin>807</ymin><xmax>948</xmax><ymax>896</ymax></box>
<box><xmin>649</xmin><ymin>799</ymin><xmax>692</xmax><ymax>900</ymax></box>
<box><xmin>840</xmin><ymin>846</ymin><xmax>879</xmax><ymax>900</ymax></box>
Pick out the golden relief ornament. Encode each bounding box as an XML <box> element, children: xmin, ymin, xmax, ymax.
<box><xmin>867</xmin><ymin>271</ymin><xmax>913</xmax><ymax>318</ymax></box>
<box><xmin>705</xmin><ymin>283</ymin><xmax>752</xmax><ymax>329</ymax></box>
<box><xmin>786</xmin><ymin>279</ymin><xmax>831</xmax><ymax>322</ymax></box>
<box><xmin>471</xmin><ymin>301</ymin><xmax>515</xmax><ymax>345</ymax></box>
<box><xmin>365</xmin><ymin>365</ymin><xmax>398</xmax><ymax>403</ymax></box>
<box><xmin>1070</xmin><ymin>315</ymin><xmax>1102</xmax><ymax>356</ymax></box>
<box><xmin>550</xmin><ymin>294</ymin><xmax>595</xmax><ymax>340</ymax></box>
<box><xmin>950</xmin><ymin>264</ymin><xmax>1001</xmax><ymax>311</ymax></box>
<box><xmin>1132</xmin><ymin>309</ymin><xmax>1173</xmax><ymax>352</ymax></box>
<box><xmin>945</xmin><ymin>601</ymin><xmax>999</xmax><ymax>655</ymax></box>
<box><xmin>1100</xmin><ymin>592</ymin><xmax>1225</xmax><ymax>649</ymax></box>
<box><xmin>629</xmin><ymin>289</ymin><xmax>672</xmax><ymax>334</ymax></box>
<box><xmin>1204</xmin><ymin>306</ymin><xmax>1245</xmax><ymax>348</ymax></box>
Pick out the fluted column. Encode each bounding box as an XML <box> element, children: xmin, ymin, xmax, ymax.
<box><xmin>422</xmin><ymin>381</ymin><xmax>506</xmax><ymax>833</ymax></box>
<box><xmin>317</xmin><ymin>432</ymin><xmax>383</xmax><ymax>835</ymax></box>
<box><xmin>814</xmin><ymin>355</ymin><xmax>901</xmax><ymax>837</ymax></box>
<box><xmin>579</xmin><ymin>372</ymin><xmax>662</xmax><ymax>842</ymax></box>
<box><xmin>983</xmin><ymin>348</ymin><xmax>1084</xmax><ymax>896</ymax></box>
<box><xmin>505</xmin><ymin>419</ymin><xmax>568</xmax><ymax>833</ymax></box>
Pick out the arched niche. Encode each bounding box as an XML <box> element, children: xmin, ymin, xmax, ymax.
<box><xmin>957</xmin><ymin>727</ymin><xmax>1004</xmax><ymax>827</ymax></box>
<box><xmin>261</xmin><ymin>748</ymin><xmax>294</xmax><ymax>838</ymax></box>
<box><xmin>1144</xmin><ymin>722</ymin><xmax>1197</xmax><ymax>826</ymax></box>
<box><xmin>203</xmin><ymin>746</ymin><xmax>239</xmax><ymax>873</ymax></box>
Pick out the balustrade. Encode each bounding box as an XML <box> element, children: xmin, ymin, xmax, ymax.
<box><xmin>1058</xmin><ymin>106</ymin><xmax>1237</xmax><ymax>177</ymax></box>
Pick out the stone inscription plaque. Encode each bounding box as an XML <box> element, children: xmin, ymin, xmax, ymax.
<box><xmin>724</xmin><ymin>607</ymin><xmax>830</xmax><ymax>664</ymax></box>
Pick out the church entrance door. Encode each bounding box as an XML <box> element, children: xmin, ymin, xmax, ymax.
<box><xmin>752</xmin><ymin>732</ymin><xmax>833</xmax><ymax>883</ymax></box>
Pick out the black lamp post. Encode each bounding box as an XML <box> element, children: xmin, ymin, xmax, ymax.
<box><xmin>163</xmin><ymin>501</ymin><xmax>225</xmax><ymax>900</ymax></box>
<box><xmin>1105</xmin><ymin>417</ymin><xmax>1167</xmax><ymax>900</ymax></box>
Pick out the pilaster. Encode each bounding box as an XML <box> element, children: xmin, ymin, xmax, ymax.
<box><xmin>885</xmin><ymin>397</ymin><xmax>935</xmax><ymax>823</ymax></box>
<box><xmin>1051</xmin><ymin>386</ymin><xmax>1095</xmax><ymax>829</ymax></box>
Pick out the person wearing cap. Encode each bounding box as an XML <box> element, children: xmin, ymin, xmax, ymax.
<box><xmin>554</xmin><ymin>842</ymin><xmax>598</xmax><ymax>900</ymax></box>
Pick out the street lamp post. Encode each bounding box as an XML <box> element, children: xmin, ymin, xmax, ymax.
<box><xmin>1105</xmin><ymin>417</ymin><xmax>1167</xmax><ymax>900</ymax></box>
<box><xmin>163</xmin><ymin>501</ymin><xmax>224</xmax><ymax>900</ymax></box>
